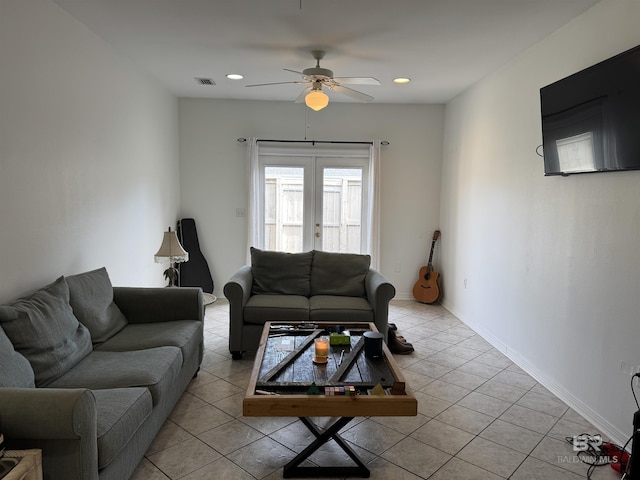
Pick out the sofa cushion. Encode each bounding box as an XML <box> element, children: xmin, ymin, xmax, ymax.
<box><xmin>309</xmin><ymin>295</ymin><xmax>374</xmax><ymax>322</ymax></box>
<box><xmin>47</xmin><ymin>347</ymin><xmax>182</xmax><ymax>405</ymax></box>
<box><xmin>250</xmin><ymin>247</ymin><xmax>313</xmax><ymax>296</ymax></box>
<box><xmin>0</xmin><ymin>276</ymin><xmax>93</xmax><ymax>386</ymax></box>
<box><xmin>93</xmin><ymin>387</ymin><xmax>153</xmax><ymax>470</ymax></box>
<box><xmin>0</xmin><ymin>325</ymin><xmax>35</xmax><ymax>388</ymax></box>
<box><xmin>244</xmin><ymin>295</ymin><xmax>310</xmax><ymax>324</ymax></box>
<box><xmin>96</xmin><ymin>320</ymin><xmax>203</xmax><ymax>366</ymax></box>
<box><xmin>66</xmin><ymin>267</ymin><xmax>128</xmax><ymax>345</ymax></box>
<box><xmin>310</xmin><ymin>250</ymin><xmax>371</xmax><ymax>297</ymax></box>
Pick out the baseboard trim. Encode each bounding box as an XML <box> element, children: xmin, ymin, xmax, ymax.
<box><xmin>393</xmin><ymin>293</ymin><xmax>414</xmax><ymax>301</ymax></box>
<box><xmin>440</xmin><ymin>301</ymin><xmax>630</xmax><ymax>447</ymax></box>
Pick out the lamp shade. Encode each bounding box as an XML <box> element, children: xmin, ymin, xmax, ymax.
<box><xmin>305</xmin><ymin>90</ymin><xmax>329</xmax><ymax>111</ymax></box>
<box><xmin>154</xmin><ymin>227</ymin><xmax>189</xmax><ymax>263</ymax></box>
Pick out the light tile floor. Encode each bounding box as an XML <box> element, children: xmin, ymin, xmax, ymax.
<box><xmin>131</xmin><ymin>300</ymin><xmax>622</xmax><ymax>480</ymax></box>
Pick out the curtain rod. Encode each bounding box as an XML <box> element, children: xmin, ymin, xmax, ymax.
<box><xmin>237</xmin><ymin>138</ymin><xmax>389</xmax><ymax>146</ymax></box>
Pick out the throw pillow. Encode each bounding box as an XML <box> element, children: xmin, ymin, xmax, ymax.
<box><xmin>0</xmin><ymin>276</ymin><xmax>92</xmax><ymax>387</ymax></box>
<box><xmin>0</xmin><ymin>325</ymin><xmax>35</xmax><ymax>388</ymax></box>
<box><xmin>310</xmin><ymin>250</ymin><xmax>371</xmax><ymax>297</ymax></box>
<box><xmin>250</xmin><ymin>247</ymin><xmax>313</xmax><ymax>296</ymax></box>
<box><xmin>66</xmin><ymin>267</ymin><xmax>127</xmax><ymax>344</ymax></box>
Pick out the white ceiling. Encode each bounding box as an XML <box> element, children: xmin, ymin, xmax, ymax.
<box><xmin>51</xmin><ymin>0</ymin><xmax>600</xmax><ymax>104</ymax></box>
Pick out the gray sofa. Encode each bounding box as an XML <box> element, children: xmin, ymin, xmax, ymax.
<box><xmin>224</xmin><ymin>248</ymin><xmax>395</xmax><ymax>359</ymax></box>
<box><xmin>0</xmin><ymin>267</ymin><xmax>204</xmax><ymax>480</ymax></box>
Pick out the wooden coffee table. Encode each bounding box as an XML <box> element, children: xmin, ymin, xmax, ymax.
<box><xmin>243</xmin><ymin>321</ymin><xmax>417</xmax><ymax>478</ymax></box>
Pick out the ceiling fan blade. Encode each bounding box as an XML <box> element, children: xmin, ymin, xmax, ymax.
<box><xmin>294</xmin><ymin>86</ymin><xmax>313</xmax><ymax>103</ymax></box>
<box><xmin>330</xmin><ymin>84</ymin><xmax>374</xmax><ymax>102</ymax></box>
<box><xmin>245</xmin><ymin>81</ymin><xmax>305</xmax><ymax>87</ymax></box>
<box><xmin>333</xmin><ymin>77</ymin><xmax>381</xmax><ymax>85</ymax></box>
<box><xmin>284</xmin><ymin>68</ymin><xmax>305</xmax><ymax>75</ymax></box>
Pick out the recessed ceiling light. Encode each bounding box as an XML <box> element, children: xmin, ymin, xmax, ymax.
<box><xmin>226</xmin><ymin>73</ymin><xmax>244</xmax><ymax>80</ymax></box>
<box><xmin>393</xmin><ymin>77</ymin><xmax>411</xmax><ymax>84</ymax></box>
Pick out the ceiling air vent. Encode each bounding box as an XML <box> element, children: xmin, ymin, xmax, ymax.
<box><xmin>195</xmin><ymin>77</ymin><xmax>215</xmax><ymax>86</ymax></box>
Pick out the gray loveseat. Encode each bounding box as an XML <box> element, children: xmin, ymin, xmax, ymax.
<box><xmin>0</xmin><ymin>267</ymin><xmax>204</xmax><ymax>480</ymax></box>
<box><xmin>224</xmin><ymin>248</ymin><xmax>395</xmax><ymax>359</ymax></box>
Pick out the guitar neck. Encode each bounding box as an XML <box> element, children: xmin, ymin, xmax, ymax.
<box><xmin>427</xmin><ymin>240</ymin><xmax>436</xmax><ymax>265</ymax></box>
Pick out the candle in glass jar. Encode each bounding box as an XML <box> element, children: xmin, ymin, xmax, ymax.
<box><xmin>314</xmin><ymin>337</ymin><xmax>329</xmax><ymax>358</ymax></box>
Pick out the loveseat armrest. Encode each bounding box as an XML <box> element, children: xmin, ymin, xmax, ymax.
<box><xmin>0</xmin><ymin>387</ymin><xmax>98</xmax><ymax>479</ymax></box>
<box><xmin>113</xmin><ymin>287</ymin><xmax>204</xmax><ymax>324</ymax></box>
<box><xmin>365</xmin><ymin>268</ymin><xmax>396</xmax><ymax>342</ymax></box>
<box><xmin>224</xmin><ymin>265</ymin><xmax>253</xmax><ymax>355</ymax></box>
<box><xmin>224</xmin><ymin>265</ymin><xmax>253</xmax><ymax>306</ymax></box>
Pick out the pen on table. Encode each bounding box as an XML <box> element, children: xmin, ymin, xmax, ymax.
<box><xmin>255</xmin><ymin>389</ymin><xmax>279</xmax><ymax>395</ymax></box>
<box><xmin>338</xmin><ymin>350</ymin><xmax>345</xmax><ymax>366</ymax></box>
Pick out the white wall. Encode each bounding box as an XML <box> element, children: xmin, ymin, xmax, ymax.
<box><xmin>179</xmin><ymin>99</ymin><xmax>444</xmax><ymax>298</ymax></box>
<box><xmin>440</xmin><ymin>0</ymin><xmax>640</xmax><ymax>443</ymax></box>
<box><xmin>0</xmin><ymin>0</ymin><xmax>180</xmax><ymax>302</ymax></box>
<box><xmin>10</xmin><ymin>0</ymin><xmax>633</xmax><ymax>447</ymax></box>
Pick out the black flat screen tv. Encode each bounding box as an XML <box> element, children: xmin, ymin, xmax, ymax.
<box><xmin>540</xmin><ymin>44</ymin><xmax>640</xmax><ymax>176</ymax></box>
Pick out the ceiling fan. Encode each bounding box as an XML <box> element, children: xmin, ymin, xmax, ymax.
<box><xmin>245</xmin><ymin>50</ymin><xmax>380</xmax><ymax>110</ymax></box>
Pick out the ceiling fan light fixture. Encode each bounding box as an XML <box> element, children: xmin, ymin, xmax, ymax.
<box><xmin>393</xmin><ymin>77</ymin><xmax>411</xmax><ymax>84</ymax></box>
<box><xmin>305</xmin><ymin>90</ymin><xmax>329</xmax><ymax>111</ymax></box>
<box><xmin>246</xmin><ymin>51</ymin><xmax>377</xmax><ymax>106</ymax></box>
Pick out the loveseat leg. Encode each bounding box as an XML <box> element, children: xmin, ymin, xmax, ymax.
<box><xmin>231</xmin><ymin>351</ymin><xmax>243</xmax><ymax>360</ymax></box>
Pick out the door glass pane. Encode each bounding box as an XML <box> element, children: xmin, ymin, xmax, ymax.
<box><xmin>321</xmin><ymin>168</ymin><xmax>362</xmax><ymax>253</ymax></box>
<box><xmin>264</xmin><ymin>167</ymin><xmax>304</xmax><ymax>252</ymax></box>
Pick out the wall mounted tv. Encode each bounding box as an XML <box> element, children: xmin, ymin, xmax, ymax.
<box><xmin>540</xmin><ymin>44</ymin><xmax>640</xmax><ymax>176</ymax></box>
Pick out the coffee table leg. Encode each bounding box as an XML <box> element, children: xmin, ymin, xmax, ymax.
<box><xmin>282</xmin><ymin>416</ymin><xmax>370</xmax><ymax>478</ymax></box>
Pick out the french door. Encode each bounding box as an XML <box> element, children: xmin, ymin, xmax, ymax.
<box><xmin>258</xmin><ymin>148</ymin><xmax>370</xmax><ymax>254</ymax></box>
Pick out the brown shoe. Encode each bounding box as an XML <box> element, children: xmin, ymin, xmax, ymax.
<box><xmin>388</xmin><ymin>329</ymin><xmax>414</xmax><ymax>355</ymax></box>
<box><xmin>388</xmin><ymin>328</ymin><xmax>411</xmax><ymax>345</ymax></box>
<box><xmin>389</xmin><ymin>337</ymin><xmax>415</xmax><ymax>355</ymax></box>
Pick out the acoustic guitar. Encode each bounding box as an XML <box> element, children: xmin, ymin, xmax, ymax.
<box><xmin>412</xmin><ymin>230</ymin><xmax>441</xmax><ymax>304</ymax></box>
